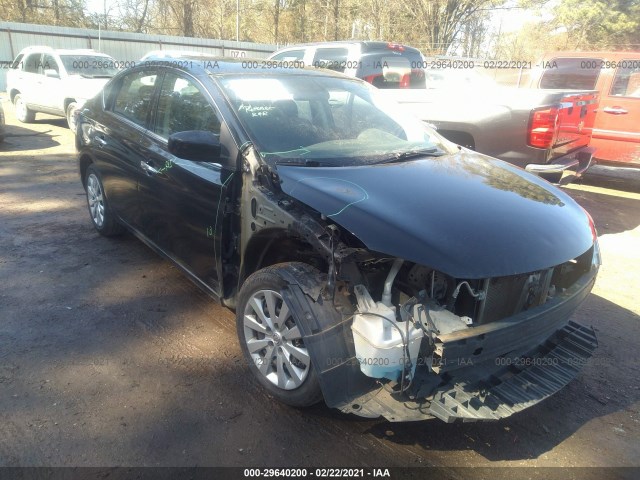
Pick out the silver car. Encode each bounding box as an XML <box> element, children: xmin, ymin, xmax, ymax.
<box><xmin>6</xmin><ymin>46</ymin><xmax>120</xmax><ymax>131</ymax></box>
<box><xmin>0</xmin><ymin>101</ymin><xmax>5</xmax><ymax>143</ymax></box>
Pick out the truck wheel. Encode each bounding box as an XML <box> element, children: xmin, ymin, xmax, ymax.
<box><xmin>66</xmin><ymin>102</ymin><xmax>78</xmax><ymax>131</ymax></box>
<box><xmin>14</xmin><ymin>94</ymin><xmax>35</xmax><ymax>123</ymax></box>
<box><xmin>236</xmin><ymin>263</ymin><xmax>323</xmax><ymax>407</ymax></box>
<box><xmin>84</xmin><ymin>165</ymin><xmax>124</xmax><ymax>237</ymax></box>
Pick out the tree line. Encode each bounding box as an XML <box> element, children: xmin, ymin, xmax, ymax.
<box><xmin>1</xmin><ymin>0</ymin><xmax>638</xmax><ymax>58</ymax></box>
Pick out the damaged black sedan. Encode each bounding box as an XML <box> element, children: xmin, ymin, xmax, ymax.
<box><xmin>76</xmin><ymin>57</ymin><xmax>600</xmax><ymax>422</ymax></box>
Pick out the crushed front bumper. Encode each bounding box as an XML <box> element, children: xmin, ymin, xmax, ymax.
<box><xmin>429</xmin><ymin>321</ymin><xmax>597</xmax><ymax>422</ymax></box>
<box><xmin>332</xmin><ymin>267</ymin><xmax>598</xmax><ymax>422</ymax></box>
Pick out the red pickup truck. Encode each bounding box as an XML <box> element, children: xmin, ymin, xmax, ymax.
<box><xmin>521</xmin><ymin>51</ymin><xmax>640</xmax><ymax>175</ymax></box>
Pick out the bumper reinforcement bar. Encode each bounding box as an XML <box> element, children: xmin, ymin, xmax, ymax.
<box><xmin>429</xmin><ymin>320</ymin><xmax>597</xmax><ymax>422</ymax></box>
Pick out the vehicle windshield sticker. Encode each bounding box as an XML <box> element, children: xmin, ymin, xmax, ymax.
<box><xmin>238</xmin><ymin>104</ymin><xmax>275</xmax><ymax>117</ymax></box>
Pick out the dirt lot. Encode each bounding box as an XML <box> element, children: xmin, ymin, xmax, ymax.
<box><xmin>0</xmin><ymin>96</ymin><xmax>639</xmax><ymax>478</ymax></box>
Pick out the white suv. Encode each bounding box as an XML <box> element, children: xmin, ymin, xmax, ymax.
<box><xmin>6</xmin><ymin>46</ymin><xmax>120</xmax><ymax>130</ymax></box>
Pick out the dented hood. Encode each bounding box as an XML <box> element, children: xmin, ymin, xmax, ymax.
<box><xmin>277</xmin><ymin>150</ymin><xmax>595</xmax><ymax>278</ymax></box>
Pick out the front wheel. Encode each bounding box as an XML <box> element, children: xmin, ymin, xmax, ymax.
<box><xmin>236</xmin><ymin>263</ymin><xmax>323</xmax><ymax>407</ymax></box>
<box><xmin>14</xmin><ymin>94</ymin><xmax>35</xmax><ymax>123</ymax></box>
<box><xmin>66</xmin><ymin>102</ymin><xmax>78</xmax><ymax>131</ymax></box>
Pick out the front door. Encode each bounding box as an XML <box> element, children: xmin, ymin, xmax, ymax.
<box><xmin>136</xmin><ymin>70</ymin><xmax>234</xmax><ymax>294</ymax></box>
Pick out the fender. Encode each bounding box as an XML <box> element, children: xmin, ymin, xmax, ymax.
<box><xmin>277</xmin><ymin>263</ymin><xmax>377</xmax><ymax>408</ymax></box>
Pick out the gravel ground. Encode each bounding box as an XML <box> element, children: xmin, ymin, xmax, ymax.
<box><xmin>0</xmin><ymin>96</ymin><xmax>639</xmax><ymax>479</ymax></box>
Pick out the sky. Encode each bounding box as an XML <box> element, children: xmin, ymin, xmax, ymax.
<box><xmin>86</xmin><ymin>0</ymin><xmax>119</xmax><ymax>17</ymax></box>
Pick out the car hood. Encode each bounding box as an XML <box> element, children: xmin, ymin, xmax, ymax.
<box><xmin>277</xmin><ymin>150</ymin><xmax>595</xmax><ymax>278</ymax></box>
<box><xmin>65</xmin><ymin>76</ymin><xmax>111</xmax><ymax>101</ymax></box>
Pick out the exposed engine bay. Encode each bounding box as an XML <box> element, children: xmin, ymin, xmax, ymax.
<box><xmin>352</xmin><ymin>243</ymin><xmax>594</xmax><ymax>369</ymax></box>
<box><xmin>293</xmin><ymin>241</ymin><xmax>600</xmax><ymax>422</ymax></box>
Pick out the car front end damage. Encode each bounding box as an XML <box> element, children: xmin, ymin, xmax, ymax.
<box><xmin>219</xmin><ymin>70</ymin><xmax>601</xmax><ymax>422</ymax></box>
<box><xmin>280</xmin><ymin>244</ymin><xmax>599</xmax><ymax>422</ymax></box>
<box><xmin>235</xmin><ymin>145</ymin><xmax>601</xmax><ymax>422</ymax></box>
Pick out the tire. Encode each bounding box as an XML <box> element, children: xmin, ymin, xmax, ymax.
<box><xmin>66</xmin><ymin>102</ymin><xmax>78</xmax><ymax>131</ymax></box>
<box><xmin>84</xmin><ymin>165</ymin><xmax>124</xmax><ymax>236</ymax></box>
<box><xmin>14</xmin><ymin>94</ymin><xmax>35</xmax><ymax>123</ymax></box>
<box><xmin>236</xmin><ymin>263</ymin><xmax>324</xmax><ymax>407</ymax></box>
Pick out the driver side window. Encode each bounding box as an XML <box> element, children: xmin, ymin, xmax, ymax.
<box><xmin>40</xmin><ymin>55</ymin><xmax>59</xmax><ymax>75</ymax></box>
<box><xmin>113</xmin><ymin>71</ymin><xmax>158</xmax><ymax>127</ymax></box>
<box><xmin>153</xmin><ymin>73</ymin><xmax>221</xmax><ymax>140</ymax></box>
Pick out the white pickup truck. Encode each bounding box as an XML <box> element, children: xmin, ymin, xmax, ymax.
<box><xmin>6</xmin><ymin>46</ymin><xmax>119</xmax><ymax>130</ymax></box>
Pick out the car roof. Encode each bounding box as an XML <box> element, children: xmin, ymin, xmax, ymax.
<box><xmin>18</xmin><ymin>46</ymin><xmax>112</xmax><ymax>56</ymax></box>
<box><xmin>274</xmin><ymin>41</ymin><xmax>423</xmax><ymax>54</ymax></box>
<box><xmin>141</xmin><ymin>54</ymin><xmax>356</xmax><ymax>79</ymax></box>
<box><xmin>140</xmin><ymin>49</ymin><xmax>210</xmax><ymax>60</ymax></box>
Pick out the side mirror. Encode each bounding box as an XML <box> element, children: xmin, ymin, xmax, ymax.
<box><xmin>168</xmin><ymin>131</ymin><xmax>221</xmax><ymax>162</ymax></box>
<box><xmin>44</xmin><ymin>69</ymin><xmax>60</xmax><ymax>79</ymax></box>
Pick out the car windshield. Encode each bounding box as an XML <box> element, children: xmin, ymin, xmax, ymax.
<box><xmin>217</xmin><ymin>74</ymin><xmax>456</xmax><ymax>166</ymax></box>
<box><xmin>60</xmin><ymin>55</ymin><xmax>119</xmax><ymax>78</ymax></box>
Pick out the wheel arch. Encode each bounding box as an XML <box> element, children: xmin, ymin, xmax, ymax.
<box><xmin>64</xmin><ymin>98</ymin><xmax>77</xmax><ymax>111</ymax></box>
<box><xmin>438</xmin><ymin>129</ymin><xmax>476</xmax><ymax>150</ymax></box>
<box><xmin>79</xmin><ymin>153</ymin><xmax>94</xmax><ymax>189</ymax></box>
<box><xmin>9</xmin><ymin>89</ymin><xmax>20</xmax><ymax>103</ymax></box>
<box><xmin>239</xmin><ymin>228</ymin><xmax>328</xmax><ymax>288</ymax></box>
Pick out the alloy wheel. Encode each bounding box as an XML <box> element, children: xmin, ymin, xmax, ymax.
<box><xmin>86</xmin><ymin>173</ymin><xmax>105</xmax><ymax>228</ymax></box>
<box><xmin>243</xmin><ymin>289</ymin><xmax>310</xmax><ymax>390</ymax></box>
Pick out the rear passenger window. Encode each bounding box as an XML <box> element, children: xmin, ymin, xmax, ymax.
<box><xmin>313</xmin><ymin>48</ymin><xmax>349</xmax><ymax>72</ymax></box>
<box><xmin>271</xmin><ymin>50</ymin><xmax>305</xmax><ymax>62</ymax></box>
<box><xmin>23</xmin><ymin>53</ymin><xmax>41</xmax><ymax>74</ymax></box>
<box><xmin>610</xmin><ymin>62</ymin><xmax>640</xmax><ymax>98</ymax></box>
<box><xmin>153</xmin><ymin>73</ymin><xmax>221</xmax><ymax>140</ymax></box>
<box><xmin>113</xmin><ymin>71</ymin><xmax>158</xmax><ymax>127</ymax></box>
<box><xmin>539</xmin><ymin>57</ymin><xmax>601</xmax><ymax>90</ymax></box>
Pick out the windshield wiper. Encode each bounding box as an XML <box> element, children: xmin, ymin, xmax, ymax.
<box><xmin>275</xmin><ymin>158</ymin><xmax>323</xmax><ymax>167</ymax></box>
<box><xmin>371</xmin><ymin>147</ymin><xmax>446</xmax><ymax>165</ymax></box>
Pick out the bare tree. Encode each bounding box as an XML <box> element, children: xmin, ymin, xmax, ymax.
<box><xmin>399</xmin><ymin>0</ymin><xmax>499</xmax><ymax>54</ymax></box>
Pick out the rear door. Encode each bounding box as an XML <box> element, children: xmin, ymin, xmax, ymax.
<box><xmin>39</xmin><ymin>54</ymin><xmax>63</xmax><ymax>112</ymax></box>
<box><xmin>592</xmin><ymin>60</ymin><xmax>640</xmax><ymax>165</ymax></box>
<box><xmin>93</xmin><ymin>69</ymin><xmax>159</xmax><ymax>226</ymax></box>
<box><xmin>18</xmin><ymin>53</ymin><xmax>43</xmax><ymax>107</ymax></box>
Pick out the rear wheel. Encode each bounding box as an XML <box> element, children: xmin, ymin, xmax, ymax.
<box><xmin>236</xmin><ymin>263</ymin><xmax>323</xmax><ymax>407</ymax></box>
<box><xmin>85</xmin><ymin>165</ymin><xmax>124</xmax><ymax>236</ymax></box>
<box><xmin>14</xmin><ymin>94</ymin><xmax>35</xmax><ymax>123</ymax></box>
